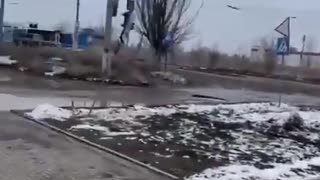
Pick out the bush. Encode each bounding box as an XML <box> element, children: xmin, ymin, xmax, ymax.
<box><xmin>208</xmin><ymin>50</ymin><xmax>220</xmax><ymax>68</ymax></box>
<box><xmin>263</xmin><ymin>49</ymin><xmax>277</xmax><ymax>75</ymax></box>
<box><xmin>187</xmin><ymin>48</ymin><xmax>209</xmax><ymax>68</ymax></box>
<box><xmin>283</xmin><ymin>112</ymin><xmax>304</xmax><ymax>131</ymax></box>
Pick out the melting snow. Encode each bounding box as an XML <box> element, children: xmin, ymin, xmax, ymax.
<box><xmin>27</xmin><ymin>103</ymin><xmax>301</xmax><ymax>123</ymax></box>
<box><xmin>26</xmin><ymin>104</ymin><xmax>73</xmax><ymax>121</ymax></box>
<box><xmin>69</xmin><ymin>124</ymin><xmax>135</xmax><ymax>136</ymax></box>
<box><xmin>188</xmin><ymin>157</ymin><xmax>320</xmax><ymax>180</ymax></box>
<box><xmin>26</xmin><ymin>102</ymin><xmax>320</xmax><ymax>179</ymax></box>
<box><xmin>0</xmin><ymin>56</ymin><xmax>17</xmax><ymax>65</ymax></box>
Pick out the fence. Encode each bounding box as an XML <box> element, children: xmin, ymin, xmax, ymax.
<box><xmin>251</xmin><ymin>47</ymin><xmax>320</xmax><ymax>68</ymax></box>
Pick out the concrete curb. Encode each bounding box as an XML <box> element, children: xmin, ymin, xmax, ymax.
<box><xmin>11</xmin><ymin>110</ymin><xmax>179</xmax><ymax>180</ymax></box>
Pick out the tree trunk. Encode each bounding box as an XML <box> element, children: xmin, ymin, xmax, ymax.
<box><xmin>164</xmin><ymin>53</ymin><xmax>168</xmax><ymax>72</ymax></box>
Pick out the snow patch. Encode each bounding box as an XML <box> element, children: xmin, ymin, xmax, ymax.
<box><xmin>70</xmin><ymin>124</ymin><xmax>135</xmax><ymax>136</ymax></box>
<box><xmin>152</xmin><ymin>71</ymin><xmax>187</xmax><ymax>85</ymax></box>
<box><xmin>87</xmin><ymin>105</ymin><xmax>177</xmax><ymax>122</ymax></box>
<box><xmin>45</xmin><ymin>66</ymin><xmax>66</xmax><ymax>76</ymax></box>
<box><xmin>187</xmin><ymin>157</ymin><xmax>320</xmax><ymax>180</ymax></box>
<box><xmin>0</xmin><ymin>56</ymin><xmax>17</xmax><ymax>65</ymax></box>
<box><xmin>26</xmin><ymin>104</ymin><xmax>72</xmax><ymax>121</ymax></box>
<box><xmin>26</xmin><ymin>102</ymin><xmax>320</xmax><ymax>129</ymax></box>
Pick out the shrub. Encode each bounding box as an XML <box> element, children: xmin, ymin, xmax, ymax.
<box><xmin>263</xmin><ymin>49</ymin><xmax>277</xmax><ymax>75</ymax></box>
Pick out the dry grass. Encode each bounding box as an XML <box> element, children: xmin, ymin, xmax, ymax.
<box><xmin>169</xmin><ymin>46</ymin><xmax>320</xmax><ymax>85</ymax></box>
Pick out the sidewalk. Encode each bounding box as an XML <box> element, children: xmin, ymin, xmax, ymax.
<box><xmin>0</xmin><ymin>111</ymin><xmax>170</xmax><ymax>180</ymax></box>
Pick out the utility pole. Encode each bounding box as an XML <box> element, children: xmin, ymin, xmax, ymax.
<box><xmin>102</xmin><ymin>0</ymin><xmax>114</xmax><ymax>77</ymax></box>
<box><xmin>73</xmin><ymin>0</ymin><xmax>80</xmax><ymax>49</ymax></box>
<box><xmin>0</xmin><ymin>0</ymin><xmax>5</xmax><ymax>43</ymax></box>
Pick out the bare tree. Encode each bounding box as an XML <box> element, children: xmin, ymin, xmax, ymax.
<box><xmin>135</xmin><ymin>0</ymin><xmax>203</xmax><ymax>68</ymax></box>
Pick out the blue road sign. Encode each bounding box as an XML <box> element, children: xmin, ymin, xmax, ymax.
<box><xmin>163</xmin><ymin>32</ymin><xmax>175</xmax><ymax>49</ymax></box>
<box><xmin>276</xmin><ymin>37</ymin><xmax>289</xmax><ymax>55</ymax></box>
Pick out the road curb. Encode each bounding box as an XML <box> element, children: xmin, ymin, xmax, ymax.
<box><xmin>11</xmin><ymin>110</ymin><xmax>179</xmax><ymax>180</ymax></box>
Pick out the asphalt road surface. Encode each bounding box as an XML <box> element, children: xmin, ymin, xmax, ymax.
<box><xmin>0</xmin><ymin>112</ymin><xmax>170</xmax><ymax>180</ymax></box>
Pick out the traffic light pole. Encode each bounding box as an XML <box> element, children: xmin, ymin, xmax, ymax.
<box><xmin>102</xmin><ymin>0</ymin><xmax>114</xmax><ymax>77</ymax></box>
<box><xmin>0</xmin><ymin>0</ymin><xmax>5</xmax><ymax>43</ymax></box>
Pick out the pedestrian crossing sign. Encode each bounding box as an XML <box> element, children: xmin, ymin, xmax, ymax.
<box><xmin>276</xmin><ymin>37</ymin><xmax>289</xmax><ymax>55</ymax></box>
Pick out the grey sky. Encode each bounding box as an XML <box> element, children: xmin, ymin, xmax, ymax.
<box><xmin>4</xmin><ymin>0</ymin><xmax>320</xmax><ymax>54</ymax></box>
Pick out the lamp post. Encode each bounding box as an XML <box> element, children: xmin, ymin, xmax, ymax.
<box><xmin>288</xmin><ymin>16</ymin><xmax>297</xmax><ymax>51</ymax></box>
<box><xmin>0</xmin><ymin>0</ymin><xmax>5</xmax><ymax>43</ymax></box>
<box><xmin>102</xmin><ymin>0</ymin><xmax>114</xmax><ymax>77</ymax></box>
<box><xmin>73</xmin><ymin>0</ymin><xmax>80</xmax><ymax>49</ymax></box>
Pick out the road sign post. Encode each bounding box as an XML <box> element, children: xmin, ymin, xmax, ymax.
<box><xmin>275</xmin><ymin>17</ymin><xmax>291</xmax><ymax>107</ymax></box>
<box><xmin>276</xmin><ymin>37</ymin><xmax>289</xmax><ymax>56</ymax></box>
<box><xmin>162</xmin><ymin>32</ymin><xmax>175</xmax><ymax>72</ymax></box>
<box><xmin>275</xmin><ymin>17</ymin><xmax>291</xmax><ymax>51</ymax></box>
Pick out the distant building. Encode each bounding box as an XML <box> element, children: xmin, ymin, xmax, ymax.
<box><xmin>3</xmin><ymin>22</ymin><xmax>94</xmax><ymax>49</ymax></box>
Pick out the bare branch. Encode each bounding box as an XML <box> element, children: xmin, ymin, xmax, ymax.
<box><xmin>136</xmin><ymin>0</ymin><xmax>202</xmax><ymax>59</ymax></box>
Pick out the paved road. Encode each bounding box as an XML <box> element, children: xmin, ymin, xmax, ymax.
<box><xmin>181</xmin><ymin>87</ymin><xmax>320</xmax><ymax>106</ymax></box>
<box><xmin>0</xmin><ymin>112</ymin><xmax>170</xmax><ymax>180</ymax></box>
<box><xmin>0</xmin><ymin>84</ymin><xmax>319</xmax><ymax>110</ymax></box>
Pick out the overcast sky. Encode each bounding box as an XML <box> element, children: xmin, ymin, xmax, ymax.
<box><xmin>4</xmin><ymin>0</ymin><xmax>320</xmax><ymax>54</ymax></box>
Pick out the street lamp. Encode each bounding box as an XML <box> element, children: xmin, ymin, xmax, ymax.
<box><xmin>101</xmin><ymin>0</ymin><xmax>115</xmax><ymax>76</ymax></box>
<box><xmin>73</xmin><ymin>0</ymin><xmax>80</xmax><ymax>49</ymax></box>
<box><xmin>0</xmin><ymin>0</ymin><xmax>5</xmax><ymax>42</ymax></box>
<box><xmin>0</xmin><ymin>0</ymin><xmax>20</xmax><ymax>43</ymax></box>
<box><xmin>287</xmin><ymin>16</ymin><xmax>297</xmax><ymax>53</ymax></box>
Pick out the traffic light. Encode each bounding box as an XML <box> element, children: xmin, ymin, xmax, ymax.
<box><xmin>119</xmin><ymin>0</ymin><xmax>135</xmax><ymax>45</ymax></box>
<box><xmin>121</xmin><ymin>11</ymin><xmax>135</xmax><ymax>29</ymax></box>
<box><xmin>121</xmin><ymin>11</ymin><xmax>130</xmax><ymax>28</ymax></box>
<box><xmin>126</xmin><ymin>0</ymin><xmax>135</xmax><ymax>12</ymax></box>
